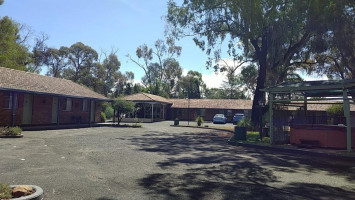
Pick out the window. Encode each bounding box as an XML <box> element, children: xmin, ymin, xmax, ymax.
<box><xmin>82</xmin><ymin>99</ymin><xmax>88</xmax><ymax>112</ymax></box>
<box><xmin>2</xmin><ymin>92</ymin><xmax>17</xmax><ymax>109</ymax></box>
<box><xmin>63</xmin><ymin>98</ymin><xmax>72</xmax><ymax>111</ymax></box>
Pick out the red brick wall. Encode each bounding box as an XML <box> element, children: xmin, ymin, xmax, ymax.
<box><xmin>0</xmin><ymin>91</ymin><xmax>104</xmax><ymax>126</ymax></box>
<box><xmin>59</xmin><ymin>98</ymin><xmax>90</xmax><ymax>124</ymax></box>
<box><xmin>32</xmin><ymin>94</ymin><xmax>53</xmax><ymax>124</ymax></box>
<box><xmin>171</xmin><ymin>108</ymin><xmax>250</xmax><ymax>122</ymax></box>
<box><xmin>95</xmin><ymin>101</ymin><xmax>102</xmax><ymax>123</ymax></box>
<box><xmin>0</xmin><ymin>91</ymin><xmax>24</xmax><ymax>126</ymax></box>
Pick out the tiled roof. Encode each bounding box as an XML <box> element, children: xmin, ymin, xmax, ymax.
<box><xmin>170</xmin><ymin>99</ymin><xmax>252</xmax><ymax>110</ymax></box>
<box><xmin>124</xmin><ymin>92</ymin><xmax>171</xmax><ymax>104</ymax></box>
<box><xmin>124</xmin><ymin>92</ymin><xmax>355</xmax><ymax>111</ymax></box>
<box><xmin>0</xmin><ymin>67</ymin><xmax>109</xmax><ymax>100</ymax></box>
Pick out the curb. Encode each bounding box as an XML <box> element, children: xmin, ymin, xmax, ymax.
<box><xmin>170</xmin><ymin>125</ymin><xmax>234</xmax><ymax>133</ymax></box>
<box><xmin>171</xmin><ymin>125</ymin><xmax>355</xmax><ymax>160</ymax></box>
<box><xmin>228</xmin><ymin>140</ymin><xmax>355</xmax><ymax>160</ymax></box>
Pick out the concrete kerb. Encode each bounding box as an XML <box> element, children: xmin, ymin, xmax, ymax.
<box><xmin>171</xmin><ymin>124</ymin><xmax>355</xmax><ymax>160</ymax></box>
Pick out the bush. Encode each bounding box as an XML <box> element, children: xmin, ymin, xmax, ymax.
<box><xmin>0</xmin><ymin>126</ymin><xmax>22</xmax><ymax>136</ymax></box>
<box><xmin>326</xmin><ymin>104</ymin><xmax>344</xmax><ymax>117</ymax></box>
<box><xmin>103</xmin><ymin>104</ymin><xmax>114</xmax><ymax>119</ymax></box>
<box><xmin>100</xmin><ymin>112</ymin><xmax>107</xmax><ymax>122</ymax></box>
<box><xmin>195</xmin><ymin>116</ymin><xmax>204</xmax><ymax>126</ymax></box>
<box><xmin>261</xmin><ymin>137</ymin><xmax>270</xmax><ymax>144</ymax></box>
<box><xmin>237</xmin><ymin>117</ymin><xmax>252</xmax><ymax>129</ymax></box>
<box><xmin>0</xmin><ymin>183</ymin><xmax>12</xmax><ymax>199</ymax></box>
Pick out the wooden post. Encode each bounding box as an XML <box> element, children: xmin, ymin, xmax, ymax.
<box><xmin>343</xmin><ymin>89</ymin><xmax>352</xmax><ymax>152</ymax></box>
<box><xmin>269</xmin><ymin>93</ymin><xmax>274</xmax><ymax>144</ymax></box>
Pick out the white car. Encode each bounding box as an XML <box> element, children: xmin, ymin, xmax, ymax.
<box><xmin>213</xmin><ymin>114</ymin><xmax>227</xmax><ymax>124</ymax></box>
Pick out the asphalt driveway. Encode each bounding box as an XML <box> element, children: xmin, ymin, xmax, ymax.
<box><xmin>0</xmin><ymin>121</ymin><xmax>354</xmax><ymax>200</ymax></box>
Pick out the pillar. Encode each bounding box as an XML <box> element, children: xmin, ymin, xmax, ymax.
<box><xmin>343</xmin><ymin>89</ymin><xmax>352</xmax><ymax>152</ymax></box>
<box><xmin>10</xmin><ymin>92</ymin><xmax>16</xmax><ymax>127</ymax></box>
<box><xmin>269</xmin><ymin>93</ymin><xmax>274</xmax><ymax>144</ymax></box>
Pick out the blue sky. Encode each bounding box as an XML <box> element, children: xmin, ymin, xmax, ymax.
<box><xmin>0</xmin><ymin>0</ymin><xmax>322</xmax><ymax>88</ymax></box>
<box><xmin>0</xmin><ymin>0</ymin><xmax>234</xmax><ymax>87</ymax></box>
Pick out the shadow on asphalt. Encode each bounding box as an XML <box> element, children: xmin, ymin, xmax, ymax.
<box><xmin>128</xmin><ymin>130</ymin><xmax>355</xmax><ymax>200</ymax></box>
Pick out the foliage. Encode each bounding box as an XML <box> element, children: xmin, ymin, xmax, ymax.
<box><xmin>167</xmin><ymin>0</ymin><xmax>349</xmax><ymax>125</ymax></box>
<box><xmin>262</xmin><ymin>137</ymin><xmax>270</xmax><ymax>144</ymax></box>
<box><xmin>237</xmin><ymin>117</ymin><xmax>252</xmax><ymax>129</ymax></box>
<box><xmin>0</xmin><ymin>126</ymin><xmax>22</xmax><ymax>136</ymax></box>
<box><xmin>100</xmin><ymin>112</ymin><xmax>106</xmax><ymax>123</ymax></box>
<box><xmin>0</xmin><ymin>16</ymin><xmax>30</xmax><ymax>70</ymax></box>
<box><xmin>195</xmin><ymin>116</ymin><xmax>204</xmax><ymax>126</ymax></box>
<box><xmin>326</xmin><ymin>104</ymin><xmax>344</xmax><ymax>117</ymax></box>
<box><xmin>0</xmin><ymin>183</ymin><xmax>12</xmax><ymax>199</ymax></box>
<box><xmin>127</xmin><ymin>37</ymin><xmax>182</xmax><ymax>97</ymax></box>
<box><xmin>112</xmin><ymin>98</ymin><xmax>135</xmax><ymax>125</ymax></box>
<box><xmin>102</xmin><ymin>102</ymin><xmax>114</xmax><ymax>119</ymax></box>
<box><xmin>177</xmin><ymin>70</ymin><xmax>206</xmax><ymax>98</ymax></box>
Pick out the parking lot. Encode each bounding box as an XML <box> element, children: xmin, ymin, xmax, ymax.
<box><xmin>0</xmin><ymin>121</ymin><xmax>355</xmax><ymax>200</ymax></box>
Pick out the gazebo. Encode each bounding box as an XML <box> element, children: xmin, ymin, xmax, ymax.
<box><xmin>123</xmin><ymin>93</ymin><xmax>172</xmax><ymax>122</ymax></box>
<box><xmin>262</xmin><ymin>79</ymin><xmax>355</xmax><ymax>152</ymax></box>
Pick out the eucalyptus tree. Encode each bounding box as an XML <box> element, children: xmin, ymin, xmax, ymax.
<box><xmin>127</xmin><ymin>37</ymin><xmax>182</xmax><ymax>97</ymax></box>
<box><xmin>167</xmin><ymin>0</ymin><xmax>346</xmax><ymax>125</ymax></box>
<box><xmin>0</xmin><ymin>16</ymin><xmax>30</xmax><ymax>70</ymax></box>
<box><xmin>63</xmin><ymin>42</ymin><xmax>98</xmax><ymax>83</ymax></box>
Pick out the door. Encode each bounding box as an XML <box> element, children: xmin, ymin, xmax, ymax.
<box><xmin>51</xmin><ymin>97</ymin><xmax>58</xmax><ymax>123</ymax></box>
<box><xmin>90</xmin><ymin>101</ymin><xmax>95</xmax><ymax>123</ymax></box>
<box><xmin>22</xmin><ymin>94</ymin><xmax>33</xmax><ymax>125</ymax></box>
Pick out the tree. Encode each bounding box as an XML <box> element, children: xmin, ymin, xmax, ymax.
<box><xmin>303</xmin><ymin>2</ymin><xmax>355</xmax><ymax>80</ymax></box>
<box><xmin>128</xmin><ymin>37</ymin><xmax>182</xmax><ymax>97</ymax></box>
<box><xmin>178</xmin><ymin>70</ymin><xmax>206</xmax><ymax>99</ymax></box>
<box><xmin>44</xmin><ymin>47</ymin><xmax>68</xmax><ymax>77</ymax></box>
<box><xmin>63</xmin><ymin>42</ymin><xmax>98</xmax><ymax>83</ymax></box>
<box><xmin>0</xmin><ymin>16</ymin><xmax>30</xmax><ymax>70</ymax></box>
<box><xmin>112</xmin><ymin>98</ymin><xmax>135</xmax><ymax>125</ymax></box>
<box><xmin>167</xmin><ymin>0</ymin><xmax>346</xmax><ymax>125</ymax></box>
<box><xmin>99</xmin><ymin>52</ymin><xmax>121</xmax><ymax>96</ymax></box>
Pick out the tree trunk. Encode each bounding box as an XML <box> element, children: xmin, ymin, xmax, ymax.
<box><xmin>251</xmin><ymin>35</ymin><xmax>267</xmax><ymax>127</ymax></box>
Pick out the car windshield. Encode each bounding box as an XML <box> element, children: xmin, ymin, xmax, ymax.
<box><xmin>234</xmin><ymin>114</ymin><xmax>244</xmax><ymax>117</ymax></box>
<box><xmin>215</xmin><ymin>114</ymin><xmax>224</xmax><ymax>117</ymax></box>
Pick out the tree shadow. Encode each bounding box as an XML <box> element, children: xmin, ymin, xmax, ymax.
<box><xmin>129</xmin><ymin>130</ymin><xmax>355</xmax><ymax>199</ymax></box>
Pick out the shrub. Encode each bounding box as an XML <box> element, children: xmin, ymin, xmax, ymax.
<box><xmin>8</xmin><ymin>126</ymin><xmax>22</xmax><ymax>135</ymax></box>
<box><xmin>0</xmin><ymin>126</ymin><xmax>22</xmax><ymax>136</ymax></box>
<box><xmin>100</xmin><ymin>112</ymin><xmax>107</xmax><ymax>122</ymax></box>
<box><xmin>237</xmin><ymin>117</ymin><xmax>252</xmax><ymax>129</ymax></box>
<box><xmin>261</xmin><ymin>137</ymin><xmax>270</xmax><ymax>144</ymax></box>
<box><xmin>326</xmin><ymin>104</ymin><xmax>344</xmax><ymax>117</ymax></box>
<box><xmin>195</xmin><ymin>116</ymin><xmax>204</xmax><ymax>126</ymax></box>
<box><xmin>0</xmin><ymin>183</ymin><xmax>12</xmax><ymax>199</ymax></box>
<box><xmin>103</xmin><ymin>103</ymin><xmax>114</xmax><ymax>119</ymax></box>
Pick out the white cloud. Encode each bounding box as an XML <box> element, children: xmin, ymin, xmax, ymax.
<box><xmin>202</xmin><ymin>72</ymin><xmax>226</xmax><ymax>89</ymax></box>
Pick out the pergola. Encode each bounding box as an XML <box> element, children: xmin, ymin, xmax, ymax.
<box><xmin>262</xmin><ymin>79</ymin><xmax>355</xmax><ymax>152</ymax></box>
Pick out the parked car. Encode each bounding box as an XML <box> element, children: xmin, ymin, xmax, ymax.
<box><xmin>213</xmin><ymin>114</ymin><xmax>227</xmax><ymax>124</ymax></box>
<box><xmin>233</xmin><ymin>113</ymin><xmax>245</xmax><ymax>124</ymax></box>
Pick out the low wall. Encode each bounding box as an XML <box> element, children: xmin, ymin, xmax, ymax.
<box><xmin>120</xmin><ymin>118</ymin><xmax>153</xmax><ymax>123</ymax></box>
<box><xmin>290</xmin><ymin>124</ymin><xmax>355</xmax><ymax>149</ymax></box>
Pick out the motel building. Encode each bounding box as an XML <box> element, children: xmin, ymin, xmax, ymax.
<box><xmin>0</xmin><ymin>67</ymin><xmax>109</xmax><ymax>129</ymax></box>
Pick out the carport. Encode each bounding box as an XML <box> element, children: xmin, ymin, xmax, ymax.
<box><xmin>262</xmin><ymin>80</ymin><xmax>355</xmax><ymax>152</ymax></box>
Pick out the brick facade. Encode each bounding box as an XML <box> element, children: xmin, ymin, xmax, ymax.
<box><xmin>171</xmin><ymin>108</ymin><xmax>251</xmax><ymax>122</ymax></box>
<box><xmin>0</xmin><ymin>91</ymin><xmax>103</xmax><ymax>126</ymax></box>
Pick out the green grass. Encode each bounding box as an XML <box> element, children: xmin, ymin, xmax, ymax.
<box><xmin>230</xmin><ymin>131</ymin><xmax>270</xmax><ymax>145</ymax></box>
